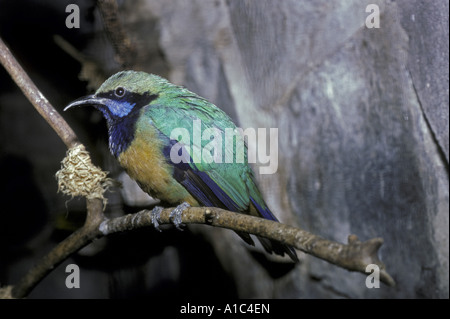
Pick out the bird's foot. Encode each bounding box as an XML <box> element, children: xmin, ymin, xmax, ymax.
<box><xmin>151</xmin><ymin>206</ymin><xmax>163</xmax><ymax>232</ymax></box>
<box><xmin>169</xmin><ymin>202</ymin><xmax>190</xmax><ymax>231</ymax></box>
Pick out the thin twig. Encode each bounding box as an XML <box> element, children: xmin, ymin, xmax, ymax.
<box><xmin>11</xmin><ymin>199</ymin><xmax>104</xmax><ymax>298</ymax></box>
<box><xmin>6</xmin><ymin>202</ymin><xmax>395</xmax><ymax>298</ymax></box>
<box><xmin>0</xmin><ymin>37</ymin><xmax>79</xmax><ymax>149</ymax></box>
<box><xmin>100</xmin><ymin>207</ymin><xmax>396</xmax><ymax>286</ymax></box>
<box><xmin>53</xmin><ymin>35</ymin><xmax>108</xmax><ymax>91</ymax></box>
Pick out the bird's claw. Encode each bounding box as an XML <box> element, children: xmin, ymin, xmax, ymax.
<box><xmin>170</xmin><ymin>202</ymin><xmax>190</xmax><ymax>231</ymax></box>
<box><xmin>151</xmin><ymin>206</ymin><xmax>163</xmax><ymax>232</ymax></box>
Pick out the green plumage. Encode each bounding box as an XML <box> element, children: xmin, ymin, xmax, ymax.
<box><xmin>66</xmin><ymin>70</ymin><xmax>298</xmax><ymax>262</ymax></box>
<box><xmin>143</xmin><ymin>80</ymin><xmax>252</xmax><ymax>211</ymax></box>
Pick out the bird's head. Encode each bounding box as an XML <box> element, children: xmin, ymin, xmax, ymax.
<box><xmin>64</xmin><ymin>70</ymin><xmax>168</xmax><ymax>124</ymax></box>
<box><xmin>65</xmin><ymin>70</ymin><xmax>178</xmax><ymax>157</ymax></box>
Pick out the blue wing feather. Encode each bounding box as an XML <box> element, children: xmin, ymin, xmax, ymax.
<box><xmin>160</xmin><ymin>133</ymin><xmax>241</xmax><ymax>212</ymax></box>
<box><xmin>147</xmin><ymin>101</ymin><xmax>298</xmax><ymax>261</ymax></box>
<box><xmin>249</xmin><ymin>197</ymin><xmax>278</xmax><ymax>222</ymax></box>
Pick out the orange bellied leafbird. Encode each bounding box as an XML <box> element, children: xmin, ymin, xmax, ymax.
<box><xmin>65</xmin><ymin>70</ymin><xmax>298</xmax><ymax>262</ymax></box>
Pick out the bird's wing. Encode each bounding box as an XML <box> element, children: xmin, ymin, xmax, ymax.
<box><xmin>145</xmin><ymin>98</ymin><xmax>299</xmax><ymax>261</ymax></box>
<box><xmin>144</xmin><ymin>97</ymin><xmax>259</xmax><ymax>214</ymax></box>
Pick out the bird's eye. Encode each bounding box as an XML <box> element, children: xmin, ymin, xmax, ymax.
<box><xmin>115</xmin><ymin>87</ymin><xmax>126</xmax><ymax>97</ymax></box>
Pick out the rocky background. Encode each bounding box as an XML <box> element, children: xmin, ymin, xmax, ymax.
<box><xmin>0</xmin><ymin>0</ymin><xmax>448</xmax><ymax>298</ymax></box>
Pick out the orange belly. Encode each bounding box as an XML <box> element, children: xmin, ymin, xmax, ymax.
<box><xmin>117</xmin><ymin>125</ymin><xmax>199</xmax><ymax>206</ymax></box>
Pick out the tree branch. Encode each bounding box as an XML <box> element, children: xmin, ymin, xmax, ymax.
<box><xmin>0</xmin><ymin>37</ymin><xmax>79</xmax><ymax>149</ymax></box>
<box><xmin>11</xmin><ymin>198</ymin><xmax>104</xmax><ymax>298</ymax></box>
<box><xmin>100</xmin><ymin>207</ymin><xmax>396</xmax><ymax>287</ymax></box>
<box><xmin>1</xmin><ymin>36</ymin><xmax>107</xmax><ymax>298</ymax></box>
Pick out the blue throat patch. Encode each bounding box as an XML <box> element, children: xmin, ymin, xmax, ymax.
<box><xmin>95</xmin><ymin>90</ymin><xmax>159</xmax><ymax>157</ymax></box>
<box><xmin>107</xmin><ymin>100</ymin><xmax>136</xmax><ymax>118</ymax></box>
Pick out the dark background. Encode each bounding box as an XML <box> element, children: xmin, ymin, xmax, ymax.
<box><xmin>0</xmin><ymin>0</ymin><xmax>448</xmax><ymax>298</ymax></box>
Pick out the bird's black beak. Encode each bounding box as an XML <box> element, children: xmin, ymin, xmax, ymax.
<box><xmin>64</xmin><ymin>95</ymin><xmax>110</xmax><ymax>111</ymax></box>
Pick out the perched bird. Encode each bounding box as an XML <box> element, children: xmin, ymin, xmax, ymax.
<box><xmin>65</xmin><ymin>70</ymin><xmax>298</xmax><ymax>262</ymax></box>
